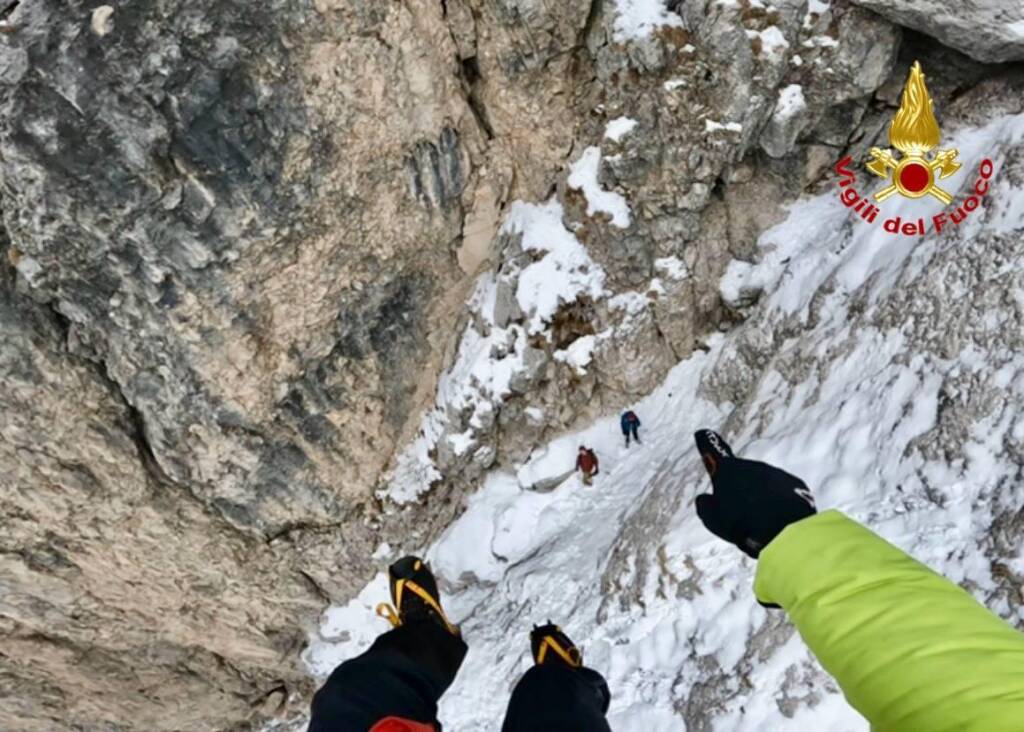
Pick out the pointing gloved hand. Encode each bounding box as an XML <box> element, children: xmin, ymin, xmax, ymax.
<box><xmin>693</xmin><ymin>429</ymin><xmax>816</xmax><ymax>559</ymax></box>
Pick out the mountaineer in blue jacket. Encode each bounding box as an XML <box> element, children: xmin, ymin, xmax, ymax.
<box><xmin>620</xmin><ymin>410</ymin><xmax>641</xmax><ymax>447</ymax></box>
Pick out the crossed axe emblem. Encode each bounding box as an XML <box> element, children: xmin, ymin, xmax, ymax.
<box><xmin>866</xmin><ymin>147</ymin><xmax>961</xmax><ymax>204</ymax></box>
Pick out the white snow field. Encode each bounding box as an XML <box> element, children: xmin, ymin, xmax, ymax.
<box><xmin>302</xmin><ymin>114</ymin><xmax>1024</xmax><ymax>730</ymax></box>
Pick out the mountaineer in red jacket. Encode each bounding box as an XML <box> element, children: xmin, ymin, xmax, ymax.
<box><xmin>575</xmin><ymin>446</ymin><xmax>599</xmax><ymax>485</ymax></box>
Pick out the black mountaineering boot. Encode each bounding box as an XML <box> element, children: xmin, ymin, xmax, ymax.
<box><xmin>530</xmin><ymin>622</ymin><xmax>583</xmax><ymax>668</ymax></box>
<box><xmin>309</xmin><ymin>556</ymin><xmax>466</xmax><ymax>730</ymax></box>
<box><xmin>377</xmin><ymin>555</ymin><xmax>460</xmax><ymax>636</ymax></box>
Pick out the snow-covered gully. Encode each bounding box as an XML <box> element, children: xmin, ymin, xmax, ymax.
<box><xmin>301</xmin><ymin>115</ymin><xmax>1024</xmax><ymax>731</ymax></box>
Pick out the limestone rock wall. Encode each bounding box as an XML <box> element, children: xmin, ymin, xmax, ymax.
<box><xmin>1</xmin><ymin>239</ymin><xmax>324</xmax><ymax>730</ymax></box>
<box><xmin>0</xmin><ymin>1</ymin><xmax>478</xmax><ymax>728</ymax></box>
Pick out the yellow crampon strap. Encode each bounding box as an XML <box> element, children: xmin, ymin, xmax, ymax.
<box><xmin>536</xmin><ymin>635</ymin><xmax>582</xmax><ymax>668</ymax></box>
<box><xmin>375</xmin><ymin>578</ymin><xmax>460</xmax><ymax>636</ymax></box>
<box><xmin>376</xmin><ymin>577</ymin><xmax>408</xmax><ymax>628</ymax></box>
<box><xmin>376</xmin><ymin>602</ymin><xmax>401</xmax><ymax>628</ymax></box>
<box><xmin>403</xmin><ymin>580</ymin><xmax>460</xmax><ymax>635</ymax></box>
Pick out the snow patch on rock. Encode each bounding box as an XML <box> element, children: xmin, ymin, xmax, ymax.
<box><xmin>555</xmin><ymin>335</ymin><xmax>598</xmax><ymax>375</ymax></box>
<box><xmin>605</xmin><ymin>116</ymin><xmax>639</xmax><ymax>142</ymax></box>
<box><xmin>506</xmin><ymin>198</ymin><xmax>609</xmax><ymax>329</ymax></box>
<box><xmin>761</xmin><ymin>83</ymin><xmax>808</xmax><ymax>158</ymax></box>
<box><xmin>705</xmin><ymin>119</ymin><xmax>743</xmax><ymax>133</ymax></box>
<box><xmin>611</xmin><ymin>0</ymin><xmax>684</xmax><ymax>42</ymax></box>
<box><xmin>655</xmin><ymin>256</ymin><xmax>689</xmax><ymax>280</ymax></box>
<box><xmin>748</xmin><ymin>25</ymin><xmax>790</xmax><ymax>58</ymax></box>
<box><xmin>567</xmin><ymin>147</ymin><xmax>632</xmax><ymax>229</ymax></box>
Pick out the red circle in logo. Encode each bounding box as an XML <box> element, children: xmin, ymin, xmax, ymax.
<box><xmin>899</xmin><ymin>162</ymin><xmax>931</xmax><ymax>193</ymax></box>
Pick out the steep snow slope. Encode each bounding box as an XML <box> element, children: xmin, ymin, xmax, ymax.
<box><xmin>303</xmin><ymin>114</ymin><xmax>1024</xmax><ymax>730</ymax></box>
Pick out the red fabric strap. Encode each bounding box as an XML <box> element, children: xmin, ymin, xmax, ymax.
<box><xmin>370</xmin><ymin>717</ymin><xmax>436</xmax><ymax>732</ymax></box>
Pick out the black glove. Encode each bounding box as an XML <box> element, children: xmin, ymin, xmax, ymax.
<box><xmin>693</xmin><ymin>429</ymin><xmax>816</xmax><ymax>559</ymax></box>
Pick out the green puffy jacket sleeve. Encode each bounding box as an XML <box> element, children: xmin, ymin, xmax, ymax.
<box><xmin>754</xmin><ymin>510</ymin><xmax>1024</xmax><ymax>731</ymax></box>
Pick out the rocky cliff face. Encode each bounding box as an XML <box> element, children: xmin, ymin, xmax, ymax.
<box><xmin>1</xmin><ymin>250</ymin><xmax>322</xmax><ymax>731</ymax></box>
<box><xmin>1</xmin><ymin>0</ymin><xmax>1022</xmax><ymax>730</ymax></box>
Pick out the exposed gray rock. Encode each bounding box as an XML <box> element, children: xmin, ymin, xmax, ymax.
<box><xmin>492</xmin><ymin>276</ymin><xmax>523</xmax><ymax>329</ymax></box>
<box><xmin>0</xmin><ymin>0</ymin><xmax>486</xmax><ymax>545</ymax></box>
<box><xmin>0</xmin><ymin>0</ymin><xmax>479</xmax><ymax>727</ymax></box>
<box><xmin>761</xmin><ymin>84</ymin><xmax>810</xmax><ymax>158</ymax></box>
<box><xmin>827</xmin><ymin>5</ymin><xmax>904</xmax><ymax>99</ymax></box>
<box><xmin>778</xmin><ymin>3</ymin><xmax>901</xmax><ymax>153</ymax></box>
<box><xmin>851</xmin><ymin>0</ymin><xmax>1024</xmax><ymax>63</ymax></box>
<box><xmin>529</xmin><ymin>468</ymin><xmax>576</xmax><ymax>493</ymax></box>
<box><xmin>509</xmin><ymin>346</ymin><xmax>549</xmax><ymax>395</ymax></box>
<box><xmin>0</xmin><ymin>242</ymin><xmax>325</xmax><ymax>731</ymax></box>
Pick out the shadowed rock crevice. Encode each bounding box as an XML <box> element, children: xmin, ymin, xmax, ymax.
<box><xmin>406</xmin><ymin>127</ymin><xmax>467</xmax><ymax>214</ymax></box>
<box><xmin>459</xmin><ymin>55</ymin><xmax>496</xmax><ymax>140</ymax></box>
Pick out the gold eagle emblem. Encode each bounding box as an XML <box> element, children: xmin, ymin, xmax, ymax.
<box><xmin>867</xmin><ymin>62</ymin><xmax>961</xmax><ymax>204</ymax></box>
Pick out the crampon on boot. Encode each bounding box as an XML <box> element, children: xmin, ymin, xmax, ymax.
<box><xmin>376</xmin><ymin>556</ymin><xmax>460</xmax><ymax>636</ymax></box>
<box><xmin>530</xmin><ymin>622</ymin><xmax>583</xmax><ymax>668</ymax></box>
